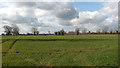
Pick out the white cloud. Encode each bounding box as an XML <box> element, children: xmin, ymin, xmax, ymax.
<box><xmin>0</xmin><ymin>2</ymin><xmax>118</xmax><ymax>34</ymax></box>
<box><xmin>35</xmin><ymin>9</ymin><xmax>49</xmax><ymax>16</ymax></box>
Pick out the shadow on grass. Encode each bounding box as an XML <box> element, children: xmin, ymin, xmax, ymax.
<box><xmin>18</xmin><ymin>39</ymin><xmax>112</xmax><ymax>42</ymax></box>
<box><xmin>0</xmin><ymin>39</ymin><xmax>10</xmax><ymax>44</ymax></box>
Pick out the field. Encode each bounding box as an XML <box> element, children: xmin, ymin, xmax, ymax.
<box><xmin>1</xmin><ymin>35</ymin><xmax>118</xmax><ymax>66</ymax></box>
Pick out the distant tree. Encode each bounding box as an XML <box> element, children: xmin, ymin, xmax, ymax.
<box><xmin>27</xmin><ymin>33</ymin><xmax>31</xmax><ymax>35</ymax></box>
<box><xmin>1</xmin><ymin>33</ymin><xmax>5</xmax><ymax>36</ymax></box>
<box><xmin>3</xmin><ymin>25</ymin><xmax>12</xmax><ymax>35</ymax></box>
<box><xmin>102</xmin><ymin>26</ymin><xmax>109</xmax><ymax>34</ymax></box>
<box><xmin>113</xmin><ymin>26</ymin><xmax>118</xmax><ymax>33</ymax></box>
<box><xmin>96</xmin><ymin>29</ymin><xmax>101</xmax><ymax>34</ymax></box>
<box><xmin>88</xmin><ymin>31</ymin><xmax>91</xmax><ymax>34</ymax></box>
<box><xmin>110</xmin><ymin>29</ymin><xmax>113</xmax><ymax>34</ymax></box>
<box><xmin>60</xmin><ymin>29</ymin><xmax>65</xmax><ymax>35</ymax></box>
<box><xmin>82</xmin><ymin>28</ymin><xmax>87</xmax><ymax>34</ymax></box>
<box><xmin>48</xmin><ymin>30</ymin><xmax>50</xmax><ymax>34</ymax></box>
<box><xmin>75</xmin><ymin>28</ymin><xmax>79</xmax><ymax>35</ymax></box>
<box><xmin>36</xmin><ymin>31</ymin><xmax>39</xmax><ymax>35</ymax></box>
<box><xmin>12</xmin><ymin>24</ymin><xmax>19</xmax><ymax>36</ymax></box>
<box><xmin>55</xmin><ymin>32</ymin><xmax>58</xmax><ymax>35</ymax></box>
<box><xmin>32</xmin><ymin>27</ymin><xmax>39</xmax><ymax>35</ymax></box>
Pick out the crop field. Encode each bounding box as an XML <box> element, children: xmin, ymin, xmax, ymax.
<box><xmin>1</xmin><ymin>35</ymin><xmax>118</xmax><ymax>66</ymax></box>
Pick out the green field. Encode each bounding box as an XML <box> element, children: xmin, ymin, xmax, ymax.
<box><xmin>1</xmin><ymin>35</ymin><xmax>118</xmax><ymax>66</ymax></box>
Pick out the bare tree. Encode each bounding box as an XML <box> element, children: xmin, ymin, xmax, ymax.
<box><xmin>96</xmin><ymin>29</ymin><xmax>101</xmax><ymax>34</ymax></box>
<box><xmin>48</xmin><ymin>30</ymin><xmax>50</xmax><ymax>34</ymax></box>
<box><xmin>102</xmin><ymin>26</ymin><xmax>109</xmax><ymax>34</ymax></box>
<box><xmin>75</xmin><ymin>28</ymin><xmax>79</xmax><ymax>35</ymax></box>
<box><xmin>12</xmin><ymin>24</ymin><xmax>19</xmax><ymax>36</ymax></box>
<box><xmin>32</xmin><ymin>27</ymin><xmax>39</xmax><ymax>35</ymax></box>
<box><xmin>3</xmin><ymin>25</ymin><xmax>12</xmax><ymax>35</ymax></box>
<box><xmin>82</xmin><ymin>28</ymin><xmax>87</xmax><ymax>34</ymax></box>
<box><xmin>113</xmin><ymin>26</ymin><xmax>118</xmax><ymax>33</ymax></box>
<box><xmin>60</xmin><ymin>29</ymin><xmax>65</xmax><ymax>35</ymax></box>
<box><xmin>36</xmin><ymin>31</ymin><xmax>39</xmax><ymax>35</ymax></box>
<box><xmin>110</xmin><ymin>29</ymin><xmax>113</xmax><ymax>34</ymax></box>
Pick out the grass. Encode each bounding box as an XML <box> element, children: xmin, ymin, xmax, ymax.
<box><xmin>1</xmin><ymin>34</ymin><xmax>118</xmax><ymax>66</ymax></box>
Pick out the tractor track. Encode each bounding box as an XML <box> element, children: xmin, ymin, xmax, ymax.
<box><xmin>0</xmin><ymin>39</ymin><xmax>10</xmax><ymax>44</ymax></box>
<box><xmin>2</xmin><ymin>39</ymin><xmax>19</xmax><ymax>55</ymax></box>
<box><xmin>9</xmin><ymin>39</ymin><xmax>19</xmax><ymax>49</ymax></box>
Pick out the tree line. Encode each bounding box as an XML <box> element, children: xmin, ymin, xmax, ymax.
<box><xmin>2</xmin><ymin>24</ymin><xmax>119</xmax><ymax>36</ymax></box>
<box><xmin>2</xmin><ymin>24</ymin><xmax>40</xmax><ymax>36</ymax></box>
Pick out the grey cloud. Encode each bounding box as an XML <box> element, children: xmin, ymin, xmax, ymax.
<box><xmin>90</xmin><ymin>15</ymin><xmax>108</xmax><ymax>24</ymax></box>
<box><xmin>13</xmin><ymin>2</ymin><xmax>36</xmax><ymax>8</ymax></box>
<box><xmin>37</xmin><ymin>2</ymin><xmax>78</xmax><ymax>20</ymax></box>
<box><xmin>30</xmin><ymin>23</ymin><xmax>50</xmax><ymax>27</ymax></box>
<box><xmin>54</xmin><ymin>8</ymin><xmax>78</xmax><ymax>20</ymax></box>
<box><xmin>58</xmin><ymin>20</ymin><xmax>73</xmax><ymax>26</ymax></box>
<box><xmin>53</xmin><ymin>3</ymin><xmax>78</xmax><ymax>20</ymax></box>
<box><xmin>7</xmin><ymin>2</ymin><xmax>78</xmax><ymax>22</ymax></box>
<box><xmin>2</xmin><ymin>15</ymin><xmax>37</xmax><ymax>24</ymax></box>
<box><xmin>36</xmin><ymin>2</ymin><xmax>57</xmax><ymax>10</ymax></box>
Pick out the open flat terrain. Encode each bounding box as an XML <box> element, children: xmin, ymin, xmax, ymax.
<box><xmin>1</xmin><ymin>35</ymin><xmax>118</xmax><ymax>66</ymax></box>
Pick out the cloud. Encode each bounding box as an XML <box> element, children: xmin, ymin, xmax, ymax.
<box><xmin>71</xmin><ymin>11</ymin><xmax>107</xmax><ymax>25</ymax></box>
<box><xmin>0</xmin><ymin>2</ymin><xmax>118</xmax><ymax>34</ymax></box>
<box><xmin>71</xmin><ymin>2</ymin><xmax>118</xmax><ymax>31</ymax></box>
<box><xmin>14</xmin><ymin>2</ymin><xmax>36</xmax><ymax>8</ymax></box>
<box><xmin>52</xmin><ymin>3</ymin><xmax>78</xmax><ymax>20</ymax></box>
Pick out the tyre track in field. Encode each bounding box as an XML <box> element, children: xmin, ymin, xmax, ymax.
<box><xmin>9</xmin><ymin>39</ymin><xmax>19</xmax><ymax>49</ymax></box>
<box><xmin>2</xmin><ymin>38</ymin><xmax>19</xmax><ymax>55</ymax></box>
<box><xmin>0</xmin><ymin>39</ymin><xmax>10</xmax><ymax>44</ymax></box>
<box><xmin>2</xmin><ymin>38</ymin><xmax>38</xmax><ymax>66</ymax></box>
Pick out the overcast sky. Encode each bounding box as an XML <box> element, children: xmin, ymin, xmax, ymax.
<box><xmin>0</xmin><ymin>0</ymin><xmax>119</xmax><ymax>34</ymax></box>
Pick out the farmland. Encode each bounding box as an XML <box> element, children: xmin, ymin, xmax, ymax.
<box><xmin>1</xmin><ymin>35</ymin><xmax>118</xmax><ymax>66</ymax></box>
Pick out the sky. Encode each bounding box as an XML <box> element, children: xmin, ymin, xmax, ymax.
<box><xmin>73</xmin><ymin>2</ymin><xmax>103</xmax><ymax>11</ymax></box>
<box><xmin>0</xmin><ymin>1</ymin><xmax>119</xmax><ymax>34</ymax></box>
